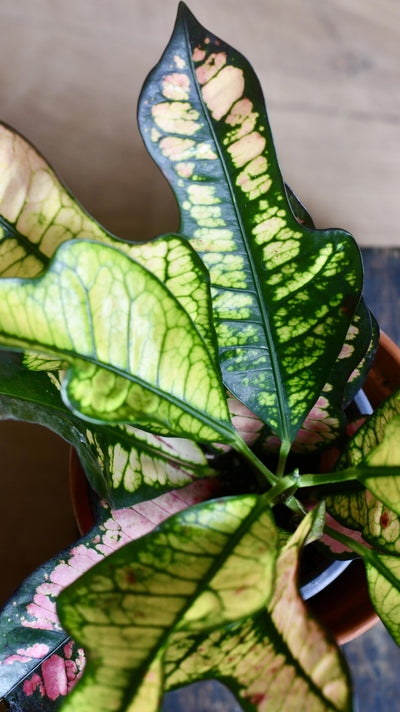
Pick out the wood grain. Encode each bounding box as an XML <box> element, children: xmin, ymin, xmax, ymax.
<box><xmin>0</xmin><ymin>0</ymin><xmax>397</xmax><ymax>245</ymax></box>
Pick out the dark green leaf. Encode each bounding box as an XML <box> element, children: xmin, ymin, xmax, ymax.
<box><xmin>138</xmin><ymin>3</ymin><xmax>363</xmax><ymax>447</ymax></box>
<box><xmin>0</xmin><ymin>350</ymin><xmax>215</xmax><ymax>508</ymax></box>
<box><xmin>0</xmin><ymin>479</ymin><xmax>215</xmax><ymax>700</ymax></box>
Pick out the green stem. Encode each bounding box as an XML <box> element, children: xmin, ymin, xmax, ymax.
<box><xmin>325</xmin><ymin>524</ymin><xmax>400</xmax><ymax>593</ymax></box>
<box><xmin>298</xmin><ymin>468</ymin><xmax>360</xmax><ymax>489</ymax></box>
<box><xmin>324</xmin><ymin>524</ymin><xmax>369</xmax><ymax>559</ymax></box>
<box><xmin>276</xmin><ymin>439</ymin><xmax>291</xmax><ymax>478</ymax></box>
<box><xmin>233</xmin><ymin>435</ymin><xmax>278</xmax><ymax>488</ymax></box>
<box><xmin>299</xmin><ymin>465</ymin><xmax>400</xmax><ymax>490</ymax></box>
<box><xmin>261</xmin><ymin>475</ymin><xmax>307</xmax><ymax>514</ymax></box>
<box><xmin>232</xmin><ymin>435</ymin><xmax>308</xmax><ymax>515</ymax></box>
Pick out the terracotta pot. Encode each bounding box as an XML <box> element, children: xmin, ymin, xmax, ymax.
<box><xmin>69</xmin><ymin>332</ymin><xmax>400</xmax><ymax>646</ymax></box>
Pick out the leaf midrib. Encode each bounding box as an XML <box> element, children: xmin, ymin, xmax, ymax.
<box><xmin>0</xmin><ymin>216</ymin><xmax>50</xmax><ymax>272</ymax></box>
<box><xmin>0</xmin><ymin>336</ymin><xmax>235</xmax><ymax>445</ymax></box>
<box><xmin>115</xmin><ymin>494</ymin><xmax>273</xmax><ymax>712</ymax></box>
<box><xmin>181</xmin><ymin>16</ymin><xmax>291</xmax><ymax>445</ymax></box>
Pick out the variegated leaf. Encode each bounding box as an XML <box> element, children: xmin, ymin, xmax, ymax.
<box><xmin>164</xmin><ymin>506</ymin><xmax>351</xmax><ymax>712</ymax></box>
<box><xmin>0</xmin><ymin>351</ymin><xmax>214</xmax><ymax>507</ymax></box>
<box><xmin>3</xmin><ymin>640</ymin><xmax>85</xmax><ymax>712</ymax></box>
<box><xmin>325</xmin><ymin>389</ymin><xmax>400</xmax><ymax>556</ymax></box>
<box><xmin>0</xmin><ymin>239</ymin><xmax>237</xmax><ymax>445</ymax></box>
<box><xmin>138</xmin><ymin>3</ymin><xmax>363</xmax><ymax>448</ymax></box>
<box><xmin>56</xmin><ymin>495</ymin><xmax>278</xmax><ymax>712</ymax></box>
<box><xmin>327</xmin><ymin>389</ymin><xmax>400</xmax><ymax>524</ymax></box>
<box><xmin>0</xmin><ymin>479</ymin><xmax>215</xmax><ymax>701</ymax></box>
<box><xmin>227</xmin><ymin>301</ymin><xmax>376</xmax><ymax>455</ymax></box>
<box><xmin>364</xmin><ymin>551</ymin><xmax>400</xmax><ymax>646</ymax></box>
<box><xmin>0</xmin><ymin>124</ymin><xmax>220</xmax><ymax>369</ymax></box>
<box><xmin>326</xmin><ymin>489</ymin><xmax>400</xmax><ymax>556</ymax></box>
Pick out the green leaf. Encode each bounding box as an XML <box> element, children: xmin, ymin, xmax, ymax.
<box><xmin>342</xmin><ymin>309</ymin><xmax>379</xmax><ymax>406</ymax></box>
<box><xmin>327</xmin><ymin>490</ymin><xmax>400</xmax><ymax>556</ymax></box>
<box><xmin>257</xmin><ymin>301</ymin><xmax>375</xmax><ymax>454</ymax></box>
<box><xmin>164</xmin><ymin>505</ymin><xmax>351</xmax><ymax>712</ymax></box>
<box><xmin>138</xmin><ymin>3</ymin><xmax>363</xmax><ymax>447</ymax></box>
<box><xmin>0</xmin><ymin>478</ymin><xmax>215</xmax><ymax>701</ymax></box>
<box><xmin>0</xmin><ymin>239</ymin><xmax>237</xmax><ymax>445</ymax></box>
<box><xmin>56</xmin><ymin>495</ymin><xmax>278</xmax><ymax>712</ymax></box>
<box><xmin>225</xmin><ymin>300</ymin><xmax>375</xmax><ymax>455</ymax></box>
<box><xmin>325</xmin><ymin>389</ymin><xmax>400</xmax><ymax>554</ymax></box>
<box><xmin>0</xmin><ymin>124</ymin><xmax>220</xmax><ymax>368</ymax></box>
<box><xmin>0</xmin><ymin>123</ymin><xmax>106</xmax><ymax>278</ymax></box>
<box><xmin>364</xmin><ymin>551</ymin><xmax>400</xmax><ymax>646</ymax></box>
<box><xmin>327</xmin><ymin>388</ymin><xmax>400</xmax><ymax>518</ymax></box>
<box><xmin>0</xmin><ymin>351</ymin><xmax>215</xmax><ymax>507</ymax></box>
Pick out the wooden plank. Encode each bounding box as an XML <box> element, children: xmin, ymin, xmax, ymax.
<box><xmin>0</xmin><ymin>0</ymin><xmax>397</xmax><ymax>244</ymax></box>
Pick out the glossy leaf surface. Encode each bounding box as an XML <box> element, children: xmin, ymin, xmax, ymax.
<box><xmin>138</xmin><ymin>3</ymin><xmax>363</xmax><ymax>447</ymax></box>
<box><xmin>4</xmin><ymin>640</ymin><xmax>85</xmax><ymax>712</ymax></box>
<box><xmin>0</xmin><ymin>480</ymin><xmax>215</xmax><ymax>701</ymax></box>
<box><xmin>164</xmin><ymin>506</ymin><xmax>351</xmax><ymax>712</ymax></box>
<box><xmin>0</xmin><ymin>351</ymin><xmax>213</xmax><ymax>507</ymax></box>
<box><xmin>0</xmin><ymin>239</ymin><xmax>236</xmax><ymax>444</ymax></box>
<box><xmin>258</xmin><ymin>300</ymin><xmax>376</xmax><ymax>453</ymax></box>
<box><xmin>327</xmin><ymin>389</ymin><xmax>400</xmax><ymax>546</ymax></box>
<box><xmin>56</xmin><ymin>495</ymin><xmax>278</xmax><ymax>712</ymax></box>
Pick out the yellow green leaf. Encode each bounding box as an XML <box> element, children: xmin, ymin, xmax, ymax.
<box><xmin>138</xmin><ymin>3</ymin><xmax>364</xmax><ymax>448</ymax></box>
<box><xmin>0</xmin><ymin>239</ymin><xmax>234</xmax><ymax>444</ymax></box>
<box><xmin>165</xmin><ymin>506</ymin><xmax>351</xmax><ymax>712</ymax></box>
<box><xmin>56</xmin><ymin>495</ymin><xmax>278</xmax><ymax>712</ymax></box>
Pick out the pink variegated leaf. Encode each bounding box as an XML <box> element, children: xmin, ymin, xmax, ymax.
<box><xmin>0</xmin><ymin>478</ymin><xmax>217</xmax><ymax>704</ymax></box>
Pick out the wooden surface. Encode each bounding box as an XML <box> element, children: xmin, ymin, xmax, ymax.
<box><xmin>0</xmin><ymin>0</ymin><xmax>399</xmax><ymax>246</ymax></box>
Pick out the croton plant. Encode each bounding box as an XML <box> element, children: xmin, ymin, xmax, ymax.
<box><xmin>1</xmin><ymin>4</ymin><xmax>400</xmax><ymax>711</ymax></box>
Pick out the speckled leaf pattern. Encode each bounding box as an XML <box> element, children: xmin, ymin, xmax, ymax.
<box><xmin>258</xmin><ymin>301</ymin><xmax>375</xmax><ymax>453</ymax></box>
<box><xmin>0</xmin><ymin>239</ymin><xmax>237</xmax><ymax>444</ymax></box>
<box><xmin>364</xmin><ymin>552</ymin><xmax>400</xmax><ymax>646</ymax></box>
<box><xmin>342</xmin><ymin>309</ymin><xmax>379</xmax><ymax>406</ymax></box>
<box><xmin>226</xmin><ymin>300</ymin><xmax>375</xmax><ymax>454</ymax></box>
<box><xmin>326</xmin><ymin>490</ymin><xmax>400</xmax><ymax>556</ymax></box>
<box><xmin>138</xmin><ymin>3</ymin><xmax>363</xmax><ymax>446</ymax></box>
<box><xmin>164</xmin><ymin>507</ymin><xmax>351</xmax><ymax>712</ymax></box>
<box><xmin>88</xmin><ymin>425</ymin><xmax>215</xmax><ymax>507</ymax></box>
<box><xmin>0</xmin><ymin>124</ymin><xmax>106</xmax><ymax>278</ymax></box>
<box><xmin>0</xmin><ymin>479</ymin><xmax>215</xmax><ymax>701</ymax></box>
<box><xmin>56</xmin><ymin>496</ymin><xmax>278</xmax><ymax>712</ymax></box>
<box><xmin>0</xmin><ymin>125</ymin><xmax>220</xmax><ymax>367</ymax></box>
<box><xmin>3</xmin><ymin>640</ymin><xmax>86</xmax><ymax>712</ymax></box>
<box><xmin>327</xmin><ymin>389</ymin><xmax>400</xmax><ymax>545</ymax></box>
<box><xmin>0</xmin><ymin>351</ymin><xmax>213</xmax><ymax>507</ymax></box>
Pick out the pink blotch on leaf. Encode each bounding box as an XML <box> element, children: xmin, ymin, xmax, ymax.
<box><xmin>192</xmin><ymin>47</ymin><xmax>206</xmax><ymax>63</ymax></box>
<box><xmin>338</xmin><ymin>343</ymin><xmax>353</xmax><ymax>359</ymax></box>
<box><xmin>23</xmin><ymin>673</ymin><xmax>45</xmax><ymax>697</ymax></box>
<box><xmin>5</xmin><ymin>643</ymin><xmax>51</xmax><ymax>664</ymax></box>
<box><xmin>42</xmin><ymin>654</ymin><xmax>68</xmax><ymax>700</ymax></box>
<box><xmin>196</xmin><ymin>52</ymin><xmax>227</xmax><ymax>85</ymax></box>
<box><xmin>225</xmin><ymin>98</ymin><xmax>253</xmax><ymax>126</ymax></box>
<box><xmin>162</xmin><ymin>73</ymin><xmax>190</xmax><ymax>101</ymax></box>
<box><xmin>24</xmin><ymin>602</ymin><xmax>59</xmax><ymax>629</ymax></box>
